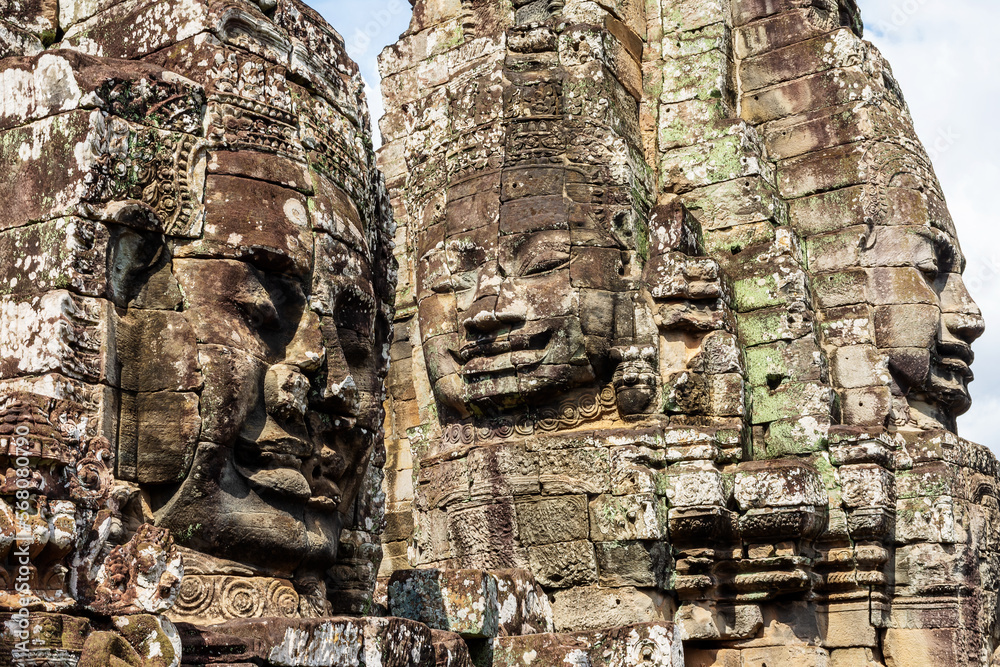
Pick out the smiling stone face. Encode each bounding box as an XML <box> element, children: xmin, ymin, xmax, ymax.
<box><xmin>868</xmin><ymin>224</ymin><xmax>983</xmax><ymax>426</ymax></box>
<box><xmin>136</xmin><ymin>179</ymin><xmax>384</xmax><ymax>576</ymax></box>
<box><xmin>406</xmin><ymin>6</ymin><xmax>657</xmax><ymax>422</ymax></box>
<box><xmin>417</xmin><ymin>210</ymin><xmax>600</xmax><ymax>414</ymax></box>
<box><xmin>129</xmin><ymin>73</ymin><xmax>394</xmax><ymax>615</ymax></box>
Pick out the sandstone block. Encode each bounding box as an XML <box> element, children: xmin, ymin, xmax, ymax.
<box><xmin>838</xmin><ymin>386</ymin><xmax>892</xmax><ymax>427</ymax></box>
<box><xmin>819</xmin><ymin>304</ymin><xmax>875</xmax><ymax>346</ymax></box>
<box><xmin>659</xmin><ymin>461</ymin><xmax>729</xmax><ymax>507</ymax></box>
<box><xmin>734</xmin><ymin>8</ymin><xmax>839</xmax><ymax>58</ymax></box>
<box><xmin>675</xmin><ymin>602</ymin><xmax>763</xmax><ymax>641</ymax></box>
<box><xmin>741</xmin><ymin>645</ymin><xmax>830</xmax><ymax>667</ymax></box>
<box><xmin>550</xmin><ymin>587</ymin><xmax>670</xmax><ymax>633</ymax></box>
<box><xmin>741</xmin><ymin>30</ymin><xmax>865</xmax><ymax>93</ymax></box>
<box><xmin>735</xmin><ymin>460</ymin><xmax>827</xmax><ymax>510</ymax></box>
<box><xmin>528</xmin><ymin>540</ymin><xmax>598</xmax><ymax>588</ymax></box>
<box><xmin>660</xmin><ymin>48</ymin><xmax>730</xmax><ymax>105</ymax></box>
<box><xmin>732</xmin><ymin>269</ymin><xmax>809</xmax><ymax>312</ymax></box>
<box><xmin>590</xmin><ymin>493</ymin><xmax>669</xmax><ymax>541</ymax></box>
<box><xmin>745</xmin><ymin>337</ymin><xmax>824</xmax><ymax>387</ymax></box>
<box><xmin>468</xmin><ymin>444</ymin><xmax>539</xmax><ymax>499</ymax></box>
<box><xmin>129</xmin><ymin>390</ymin><xmax>200</xmax><ymax>484</ymax></box>
<box><xmin>492</xmin><ymin>622</ymin><xmax>682</xmax><ymax>666</ymax></box>
<box><xmin>737</xmin><ymin>305</ymin><xmax>814</xmax><ymax>347</ymax></box>
<box><xmin>177</xmin><ymin>617</ymin><xmax>435</xmax><ymax>667</ymax></box>
<box><xmin>447</xmin><ymin>500</ymin><xmax>529</xmax><ymax>570</ymax></box>
<box><xmin>874</xmin><ymin>304</ymin><xmax>940</xmax><ymax>348</ymax></box>
<box><xmin>895</xmin><ymin>496</ymin><xmax>960</xmax><ymax>545</ymax></box>
<box><xmin>838</xmin><ymin>464</ymin><xmax>895</xmax><ymax>510</ymax></box>
<box><xmin>595</xmin><ymin>541</ymin><xmax>671</xmax><ymax>589</ymax></box>
<box><xmin>829</xmin><ymin>648</ymin><xmax>882</xmax><ymax>667</ymax></box>
<box><xmin>610</xmin><ymin>446</ymin><xmax>663</xmax><ymax>495</ymax></box>
<box><xmin>744</xmin><ymin>67</ymin><xmax>870</xmax><ymax>125</ymax></box>
<box><xmin>538</xmin><ymin>447</ymin><xmax>610</xmax><ymax>495</ymax></box>
<box><xmin>659</xmin><ymin>132</ymin><xmax>773</xmax><ymax>194</ymax></box>
<box><xmin>829</xmin><ymin>345</ymin><xmax>887</xmax><ymax>389</ymax></box>
<box><xmin>515</xmin><ymin>495</ymin><xmax>590</xmax><ymax>546</ymax></box>
<box><xmin>682</xmin><ymin>176</ymin><xmax>787</xmax><ymax>231</ymax></box>
<box><xmin>883</xmin><ymin>628</ymin><xmax>958</xmax><ymax>667</ymax></box>
<box><xmin>819</xmin><ymin>602</ymin><xmax>878</xmax><ymax>648</ymax></box>
<box><xmin>750</xmin><ymin>381</ymin><xmax>832</xmax><ymax>424</ymax></box>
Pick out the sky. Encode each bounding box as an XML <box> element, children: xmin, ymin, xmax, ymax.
<box><xmin>319</xmin><ymin>0</ymin><xmax>1000</xmax><ymax>454</ymax></box>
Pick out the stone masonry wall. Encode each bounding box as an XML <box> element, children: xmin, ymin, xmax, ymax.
<box><xmin>379</xmin><ymin>1</ymin><xmax>1000</xmax><ymax>666</ymax></box>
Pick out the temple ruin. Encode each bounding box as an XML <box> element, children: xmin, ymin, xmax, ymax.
<box><xmin>0</xmin><ymin>0</ymin><xmax>996</xmax><ymax>665</ymax></box>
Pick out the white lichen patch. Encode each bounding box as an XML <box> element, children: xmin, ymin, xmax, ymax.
<box><xmin>0</xmin><ymin>54</ymin><xmax>83</xmax><ymax>128</ymax></box>
<box><xmin>0</xmin><ymin>291</ymin><xmax>104</xmax><ymax>381</ymax></box>
<box><xmin>268</xmin><ymin>622</ymin><xmax>362</xmax><ymax>667</ymax></box>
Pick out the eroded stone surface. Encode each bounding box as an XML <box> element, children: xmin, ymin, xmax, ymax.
<box><xmin>0</xmin><ymin>0</ymin><xmax>397</xmax><ymax>664</ymax></box>
<box><xmin>377</xmin><ymin>1</ymin><xmax>1000</xmax><ymax>666</ymax></box>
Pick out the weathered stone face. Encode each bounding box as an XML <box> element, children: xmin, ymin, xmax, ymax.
<box><xmin>0</xmin><ymin>0</ymin><xmax>395</xmax><ymax>632</ymax></box>
<box><xmin>378</xmin><ymin>1</ymin><xmax>1000</xmax><ymax>665</ymax></box>
<box><xmin>417</xmin><ymin>198</ymin><xmax>600</xmax><ymax>414</ymax></box>
<box><xmin>877</xmin><ymin>227</ymin><xmax>983</xmax><ymax>426</ymax></box>
<box><xmin>409</xmin><ymin>10</ymin><xmax>656</xmax><ymax>419</ymax></box>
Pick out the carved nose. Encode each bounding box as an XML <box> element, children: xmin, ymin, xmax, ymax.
<box><xmin>472</xmin><ymin>260</ymin><xmax>503</xmax><ymax>301</ymax></box>
<box><xmin>944</xmin><ymin>311</ymin><xmax>985</xmax><ymax>346</ymax></box>
<box><xmin>264</xmin><ymin>364</ymin><xmax>310</xmax><ymax>421</ymax></box>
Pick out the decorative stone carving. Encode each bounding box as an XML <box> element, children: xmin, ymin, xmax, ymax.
<box><xmin>0</xmin><ymin>0</ymin><xmax>408</xmax><ymax>663</ymax></box>
<box><xmin>379</xmin><ymin>1</ymin><xmax>999</xmax><ymax>665</ymax></box>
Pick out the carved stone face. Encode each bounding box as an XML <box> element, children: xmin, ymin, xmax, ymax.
<box><xmin>0</xmin><ymin>19</ymin><xmax>391</xmax><ymax>608</ymax></box>
<box><xmin>137</xmin><ymin>165</ymin><xmax>384</xmax><ymax>576</ymax></box>
<box><xmin>417</xmin><ymin>210</ymin><xmax>600</xmax><ymax>414</ymax></box>
<box><xmin>873</xmin><ymin>224</ymin><xmax>983</xmax><ymax>424</ymax></box>
<box><xmin>411</xmin><ymin>19</ymin><xmax>648</xmax><ymax>419</ymax></box>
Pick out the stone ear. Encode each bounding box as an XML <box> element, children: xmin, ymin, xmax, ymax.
<box><xmin>106</xmin><ymin>226</ymin><xmax>169</xmax><ymax>308</ymax></box>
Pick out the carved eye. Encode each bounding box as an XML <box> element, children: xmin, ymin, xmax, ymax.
<box><xmin>239</xmin><ymin>298</ymin><xmax>280</xmax><ymax>330</ymax></box>
<box><xmin>521</xmin><ymin>250</ymin><xmax>570</xmax><ymax>276</ymax></box>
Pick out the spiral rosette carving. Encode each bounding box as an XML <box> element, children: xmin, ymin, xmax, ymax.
<box><xmin>267</xmin><ymin>579</ymin><xmax>301</xmax><ymax>618</ymax></box>
<box><xmin>441</xmin><ymin>385</ymin><xmax>619</xmax><ymax>446</ymax></box>
<box><xmin>577</xmin><ymin>393</ymin><xmax>601</xmax><ymax>421</ymax></box>
<box><xmin>221</xmin><ymin>578</ymin><xmax>265</xmax><ymax>619</ymax></box>
<box><xmin>443</xmin><ymin>424</ymin><xmax>462</xmax><ymax>446</ymax></box>
<box><xmin>167</xmin><ymin>575</ymin><xmax>307</xmax><ymax>625</ymax></box>
<box><xmin>513</xmin><ymin>415</ymin><xmax>534</xmax><ymax>437</ymax></box>
<box><xmin>173</xmin><ymin>575</ymin><xmax>214</xmax><ymax>618</ymax></box>
<box><xmin>494</xmin><ymin>418</ymin><xmax>516</xmax><ymax>439</ymax></box>
<box><xmin>599</xmin><ymin>385</ymin><xmax>618</xmax><ymax>408</ymax></box>
<box><xmin>535</xmin><ymin>407</ymin><xmax>561</xmax><ymax>433</ymax></box>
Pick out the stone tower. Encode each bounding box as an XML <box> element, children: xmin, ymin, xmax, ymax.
<box><xmin>378</xmin><ymin>1</ymin><xmax>999</xmax><ymax>665</ymax></box>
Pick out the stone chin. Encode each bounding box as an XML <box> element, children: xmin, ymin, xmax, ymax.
<box><xmin>153</xmin><ymin>442</ymin><xmax>343</xmax><ymax>577</ymax></box>
<box><xmin>926</xmin><ymin>363</ymin><xmax>975</xmax><ymax>418</ymax></box>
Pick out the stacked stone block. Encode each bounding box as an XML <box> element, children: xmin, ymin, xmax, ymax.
<box><xmin>0</xmin><ymin>1</ymin><xmax>403</xmax><ymax>664</ymax></box>
<box><xmin>380</xmin><ymin>1</ymin><xmax>1000</xmax><ymax>666</ymax></box>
